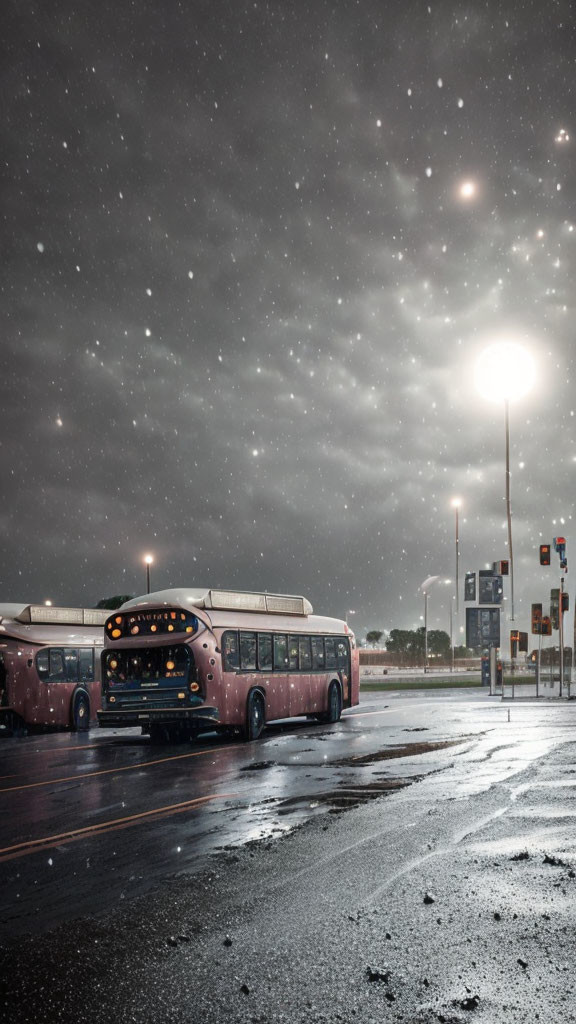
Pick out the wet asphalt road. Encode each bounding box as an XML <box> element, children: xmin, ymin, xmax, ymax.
<box><xmin>2</xmin><ymin>688</ymin><xmax>576</xmax><ymax>1023</ymax></box>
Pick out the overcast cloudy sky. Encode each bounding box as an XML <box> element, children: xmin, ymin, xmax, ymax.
<box><xmin>1</xmin><ymin>0</ymin><xmax>575</xmax><ymax>641</ymax></box>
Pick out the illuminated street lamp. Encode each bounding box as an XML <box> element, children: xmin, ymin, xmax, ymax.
<box><xmin>474</xmin><ymin>341</ymin><xmax>536</xmax><ymax>621</ymax></box>
<box><xmin>345</xmin><ymin>609</ymin><xmax>356</xmax><ymax>627</ymax></box>
<box><xmin>143</xmin><ymin>553</ymin><xmax>154</xmax><ymax>594</ymax></box>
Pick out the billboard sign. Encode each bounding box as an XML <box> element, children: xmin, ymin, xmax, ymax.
<box><xmin>478</xmin><ymin>570</ymin><xmax>503</xmax><ymax>605</ymax></box>
<box><xmin>464</xmin><ymin>572</ymin><xmax>476</xmax><ymax>602</ymax></box>
<box><xmin>466</xmin><ymin>607</ymin><xmax>501</xmax><ymax>649</ymax></box>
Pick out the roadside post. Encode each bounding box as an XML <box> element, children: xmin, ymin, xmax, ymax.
<box><xmin>490</xmin><ymin>646</ymin><xmax>497</xmax><ymax>696</ymax></box>
<box><xmin>540</xmin><ymin>539</ymin><xmax>568</xmax><ymax>698</ymax></box>
<box><xmin>553</xmin><ymin>538</ymin><xmax>568</xmax><ymax>696</ymax></box>
<box><xmin>532</xmin><ymin>603</ymin><xmax>542</xmax><ymax>697</ymax></box>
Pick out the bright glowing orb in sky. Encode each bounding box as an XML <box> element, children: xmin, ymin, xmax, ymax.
<box><xmin>474</xmin><ymin>341</ymin><xmax>536</xmax><ymax>403</ymax></box>
<box><xmin>459</xmin><ymin>180</ymin><xmax>477</xmax><ymax>200</ymax></box>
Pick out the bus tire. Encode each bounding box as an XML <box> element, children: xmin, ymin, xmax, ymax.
<box><xmin>71</xmin><ymin>691</ymin><xmax>90</xmax><ymax>731</ymax></box>
<box><xmin>322</xmin><ymin>681</ymin><xmax>342</xmax><ymax>724</ymax></box>
<box><xmin>244</xmin><ymin>691</ymin><xmax>265</xmax><ymax>741</ymax></box>
<box><xmin>2</xmin><ymin>711</ymin><xmax>27</xmax><ymax>737</ymax></box>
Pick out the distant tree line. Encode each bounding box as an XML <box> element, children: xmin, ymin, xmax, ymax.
<box><xmin>365</xmin><ymin>627</ymin><xmax>471</xmax><ymax>660</ymax></box>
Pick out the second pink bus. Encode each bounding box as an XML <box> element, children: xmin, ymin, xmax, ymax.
<box><xmin>98</xmin><ymin>588</ymin><xmax>359</xmax><ymax>741</ymax></box>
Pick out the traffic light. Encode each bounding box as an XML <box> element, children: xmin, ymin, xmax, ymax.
<box><xmin>540</xmin><ymin>544</ymin><xmax>551</xmax><ymax>566</ymax></box>
<box><xmin>510</xmin><ymin>631</ymin><xmax>519</xmax><ymax>659</ymax></box>
<box><xmin>519</xmin><ymin>632</ymin><xmax>528</xmax><ymax>653</ymax></box>
<box><xmin>493</xmin><ymin>560</ymin><xmax>509</xmax><ymax>576</ymax></box>
<box><xmin>551</xmin><ymin>589</ymin><xmax>560</xmax><ymax>630</ymax></box>
<box><xmin>561</xmin><ymin>592</ymin><xmax>570</xmax><ymax>613</ymax></box>
<box><xmin>531</xmin><ymin>603</ymin><xmax>542</xmax><ymax>634</ymax></box>
<box><xmin>541</xmin><ymin>615</ymin><xmax>552</xmax><ymax>636</ymax></box>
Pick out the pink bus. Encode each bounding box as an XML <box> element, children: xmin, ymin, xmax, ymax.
<box><xmin>0</xmin><ymin>605</ymin><xmax>108</xmax><ymax>734</ymax></box>
<box><xmin>98</xmin><ymin>588</ymin><xmax>359</xmax><ymax>742</ymax></box>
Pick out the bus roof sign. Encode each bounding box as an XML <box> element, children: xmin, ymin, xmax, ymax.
<box><xmin>0</xmin><ymin>605</ymin><xmax>109</xmax><ymax>626</ymax></box>
<box><xmin>120</xmin><ymin>588</ymin><xmax>314</xmax><ymax>616</ymax></box>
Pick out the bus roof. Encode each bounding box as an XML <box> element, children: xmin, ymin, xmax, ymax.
<box><xmin>121</xmin><ymin>588</ymin><xmax>314</xmax><ymax>616</ymax></box>
<box><xmin>0</xmin><ymin>605</ymin><xmax>109</xmax><ymax>626</ymax></box>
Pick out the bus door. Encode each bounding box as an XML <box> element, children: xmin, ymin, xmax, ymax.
<box><xmin>289</xmin><ymin>635</ymin><xmax>311</xmax><ymax>716</ymax></box>
<box><xmin>269</xmin><ymin>634</ymin><xmax>291</xmax><ymax>720</ymax></box>
<box><xmin>336</xmin><ymin>637</ymin><xmax>352</xmax><ymax>706</ymax></box>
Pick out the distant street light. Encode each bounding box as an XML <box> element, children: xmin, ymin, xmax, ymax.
<box><xmin>345</xmin><ymin>609</ymin><xmax>356</xmax><ymax>627</ymax></box>
<box><xmin>451</xmin><ymin>498</ymin><xmax>462</xmax><ymax>615</ymax></box>
<box><xmin>143</xmin><ymin>553</ymin><xmax>154</xmax><ymax>594</ymax></box>
<box><xmin>474</xmin><ymin>340</ymin><xmax>536</xmax><ymax>621</ymax></box>
<box><xmin>44</xmin><ymin>600</ymin><xmax>52</xmax><ymax>607</ymax></box>
<box><xmin>420</xmin><ymin>576</ymin><xmax>451</xmax><ymax>673</ymax></box>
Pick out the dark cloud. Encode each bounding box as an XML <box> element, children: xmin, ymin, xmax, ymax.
<box><xmin>1</xmin><ymin>0</ymin><xmax>575</xmax><ymax>641</ymax></box>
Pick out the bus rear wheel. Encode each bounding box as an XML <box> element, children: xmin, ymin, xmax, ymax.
<box><xmin>243</xmin><ymin>691</ymin><xmax>265</xmax><ymax>741</ymax></box>
<box><xmin>71</xmin><ymin>691</ymin><xmax>90</xmax><ymax>731</ymax></box>
<box><xmin>320</xmin><ymin>681</ymin><xmax>342</xmax><ymax>724</ymax></box>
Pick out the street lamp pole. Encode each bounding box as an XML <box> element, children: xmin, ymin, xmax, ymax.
<box><xmin>452</xmin><ymin>499</ymin><xmax>461</xmax><ymax>615</ymax></box>
<box><xmin>449</xmin><ymin>597</ymin><xmax>454</xmax><ymax>673</ymax></box>
<box><xmin>504</xmin><ymin>399</ymin><xmax>515</xmax><ymax>622</ymax></box>
<box><xmin>424</xmin><ymin>590</ymin><xmax>428</xmax><ymax>673</ymax></box>
<box><xmin>144</xmin><ymin>554</ymin><xmax>154</xmax><ymax>594</ymax></box>
<box><xmin>475</xmin><ymin>340</ymin><xmax>536</xmax><ymax>628</ymax></box>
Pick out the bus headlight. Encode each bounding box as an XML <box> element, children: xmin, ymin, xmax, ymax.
<box><xmin>190</xmin><ymin>682</ymin><xmax>199</xmax><ymax>692</ymax></box>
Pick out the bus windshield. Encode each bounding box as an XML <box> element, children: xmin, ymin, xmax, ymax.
<box><xmin>103</xmin><ymin>645</ymin><xmax>193</xmax><ymax>689</ymax></box>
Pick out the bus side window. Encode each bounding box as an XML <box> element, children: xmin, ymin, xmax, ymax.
<box><xmin>273</xmin><ymin>634</ymin><xmax>288</xmax><ymax>671</ymax></box>
<box><xmin>223</xmin><ymin>631</ymin><xmax>240</xmax><ymax>671</ymax></box>
<box><xmin>325</xmin><ymin>638</ymin><xmax>337</xmax><ymax>669</ymax></box>
<box><xmin>258</xmin><ymin>633</ymin><xmax>272</xmax><ymax>671</ymax></box>
<box><xmin>311</xmin><ymin>637</ymin><xmax>325</xmax><ymax>669</ymax></box>
<box><xmin>239</xmin><ymin>632</ymin><xmax>257</xmax><ymax>671</ymax></box>
<box><xmin>37</xmin><ymin>650</ymin><xmax>50</xmax><ymax>680</ymax></box>
<box><xmin>298</xmin><ymin>636</ymin><xmax>312</xmax><ymax>670</ymax></box>
<box><xmin>48</xmin><ymin>649</ymin><xmax>66</xmax><ymax>682</ymax></box>
<box><xmin>79</xmin><ymin>649</ymin><xmax>95</xmax><ymax>682</ymax></box>
<box><xmin>336</xmin><ymin>638</ymin><xmax>349</xmax><ymax>670</ymax></box>
<box><xmin>288</xmin><ymin>636</ymin><xmax>299</xmax><ymax>670</ymax></box>
<box><xmin>64</xmin><ymin>649</ymin><xmax>80</xmax><ymax>681</ymax></box>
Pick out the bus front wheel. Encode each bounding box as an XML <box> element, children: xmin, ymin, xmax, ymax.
<box><xmin>71</xmin><ymin>691</ymin><xmax>90</xmax><ymax>731</ymax></box>
<box><xmin>243</xmin><ymin>691</ymin><xmax>265</xmax><ymax>742</ymax></box>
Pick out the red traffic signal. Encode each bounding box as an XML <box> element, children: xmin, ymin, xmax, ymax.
<box><xmin>540</xmin><ymin>544</ymin><xmax>551</xmax><ymax>566</ymax></box>
<box><xmin>540</xmin><ymin>615</ymin><xmax>552</xmax><ymax>636</ymax></box>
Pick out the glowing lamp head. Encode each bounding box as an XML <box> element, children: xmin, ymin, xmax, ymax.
<box><xmin>474</xmin><ymin>341</ymin><xmax>536</xmax><ymax>403</ymax></box>
<box><xmin>459</xmin><ymin>181</ymin><xmax>476</xmax><ymax>199</ymax></box>
<box><xmin>451</xmin><ymin>497</ymin><xmax>462</xmax><ymax>509</ymax></box>
<box><xmin>144</xmin><ymin>554</ymin><xmax>154</xmax><ymax>566</ymax></box>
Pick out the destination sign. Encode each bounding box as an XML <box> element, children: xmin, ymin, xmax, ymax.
<box><xmin>106</xmin><ymin>608</ymin><xmax>198</xmax><ymax>639</ymax></box>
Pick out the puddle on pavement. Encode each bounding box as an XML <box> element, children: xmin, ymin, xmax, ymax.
<box><xmin>277</xmin><ymin>777</ymin><xmax>418</xmax><ymax>815</ymax></box>
<box><xmin>334</xmin><ymin>737</ymin><xmax>467</xmax><ymax>767</ymax></box>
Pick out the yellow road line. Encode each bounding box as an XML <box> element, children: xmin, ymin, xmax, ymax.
<box><xmin>0</xmin><ymin>792</ymin><xmax>238</xmax><ymax>863</ymax></box>
<box><xmin>0</xmin><ymin>745</ymin><xmax>232</xmax><ymax>794</ymax></box>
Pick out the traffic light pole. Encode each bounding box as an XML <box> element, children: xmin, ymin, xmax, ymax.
<box><xmin>559</xmin><ymin>574</ymin><xmax>565</xmax><ymax>697</ymax></box>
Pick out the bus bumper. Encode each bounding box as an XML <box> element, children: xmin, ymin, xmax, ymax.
<box><xmin>96</xmin><ymin>706</ymin><xmax>220</xmax><ymax>729</ymax></box>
